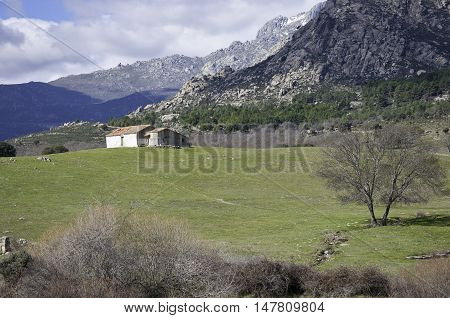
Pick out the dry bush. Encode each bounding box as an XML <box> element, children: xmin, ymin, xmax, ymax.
<box><xmin>6</xmin><ymin>205</ymin><xmax>448</xmax><ymax>298</ymax></box>
<box><xmin>389</xmin><ymin>259</ymin><xmax>449</xmax><ymax>298</ymax></box>
<box><xmin>306</xmin><ymin>266</ymin><xmax>389</xmax><ymax>297</ymax></box>
<box><xmin>234</xmin><ymin>258</ymin><xmax>313</xmax><ymax>297</ymax></box>
<box><xmin>357</xmin><ymin>267</ymin><xmax>391</xmax><ymax>297</ymax></box>
<box><xmin>16</xmin><ymin>206</ymin><xmax>129</xmax><ymax>297</ymax></box>
<box><xmin>16</xmin><ymin>206</ymin><xmax>235</xmax><ymax>298</ymax></box>
<box><xmin>118</xmin><ymin>215</ymin><xmax>236</xmax><ymax>298</ymax></box>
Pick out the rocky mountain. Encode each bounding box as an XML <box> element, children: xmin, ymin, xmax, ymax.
<box><xmin>151</xmin><ymin>0</ymin><xmax>450</xmax><ymax>111</ymax></box>
<box><xmin>50</xmin><ymin>55</ymin><xmax>201</xmax><ymax>101</ymax></box>
<box><xmin>0</xmin><ymin>82</ymin><xmax>167</xmax><ymax>140</ymax></box>
<box><xmin>50</xmin><ymin>3</ymin><xmax>325</xmax><ymax>102</ymax></box>
<box><xmin>1</xmin><ymin>4</ymin><xmax>326</xmax><ymax>141</ymax></box>
<box><xmin>200</xmin><ymin>2</ymin><xmax>326</xmax><ymax>75</ymax></box>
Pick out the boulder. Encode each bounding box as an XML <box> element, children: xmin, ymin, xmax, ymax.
<box><xmin>0</xmin><ymin>236</ymin><xmax>11</xmax><ymax>254</ymax></box>
<box><xmin>161</xmin><ymin>114</ymin><xmax>180</xmax><ymax>122</ymax></box>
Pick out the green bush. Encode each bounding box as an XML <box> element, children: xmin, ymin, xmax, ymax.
<box><xmin>41</xmin><ymin>145</ymin><xmax>69</xmax><ymax>155</ymax></box>
<box><xmin>0</xmin><ymin>142</ymin><xmax>16</xmax><ymax>157</ymax></box>
<box><xmin>0</xmin><ymin>250</ymin><xmax>32</xmax><ymax>285</ymax></box>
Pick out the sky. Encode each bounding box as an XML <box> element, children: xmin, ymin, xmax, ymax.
<box><xmin>0</xmin><ymin>0</ymin><xmax>323</xmax><ymax>84</ymax></box>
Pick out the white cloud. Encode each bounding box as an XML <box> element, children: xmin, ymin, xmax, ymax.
<box><xmin>0</xmin><ymin>0</ymin><xmax>323</xmax><ymax>84</ymax></box>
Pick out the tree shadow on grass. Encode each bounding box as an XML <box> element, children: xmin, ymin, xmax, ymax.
<box><xmin>389</xmin><ymin>215</ymin><xmax>450</xmax><ymax>227</ymax></box>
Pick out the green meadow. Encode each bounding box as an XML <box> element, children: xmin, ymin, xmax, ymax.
<box><xmin>0</xmin><ymin>147</ymin><xmax>448</xmax><ymax>272</ymax></box>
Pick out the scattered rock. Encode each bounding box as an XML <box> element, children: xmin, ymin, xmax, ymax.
<box><xmin>17</xmin><ymin>238</ymin><xmax>28</xmax><ymax>246</ymax></box>
<box><xmin>417</xmin><ymin>70</ymin><xmax>427</xmax><ymax>76</ymax></box>
<box><xmin>325</xmin><ymin>231</ymin><xmax>348</xmax><ymax>246</ymax></box>
<box><xmin>161</xmin><ymin>113</ymin><xmax>180</xmax><ymax>122</ymax></box>
<box><xmin>63</xmin><ymin>120</ymin><xmax>89</xmax><ymax>127</ymax></box>
<box><xmin>406</xmin><ymin>251</ymin><xmax>450</xmax><ymax>260</ymax></box>
<box><xmin>18</xmin><ymin>217</ymin><xmax>25</xmax><ymax>221</ymax></box>
<box><xmin>0</xmin><ymin>236</ymin><xmax>11</xmax><ymax>255</ymax></box>
<box><xmin>315</xmin><ymin>231</ymin><xmax>348</xmax><ymax>264</ymax></box>
<box><xmin>350</xmin><ymin>101</ymin><xmax>363</xmax><ymax>109</ymax></box>
<box><xmin>416</xmin><ymin>211</ymin><xmax>427</xmax><ymax>218</ymax></box>
<box><xmin>36</xmin><ymin>156</ymin><xmax>51</xmax><ymax>162</ymax></box>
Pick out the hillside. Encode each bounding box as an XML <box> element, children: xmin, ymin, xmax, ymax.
<box><xmin>152</xmin><ymin>0</ymin><xmax>450</xmax><ymax>110</ymax></box>
<box><xmin>50</xmin><ymin>55</ymin><xmax>202</xmax><ymax>101</ymax></box>
<box><xmin>0</xmin><ymin>82</ymin><xmax>167</xmax><ymax>140</ymax></box>
<box><xmin>113</xmin><ymin>68</ymin><xmax>450</xmax><ymax>137</ymax></box>
<box><xmin>0</xmin><ymin>147</ymin><xmax>448</xmax><ymax>270</ymax></box>
<box><xmin>7</xmin><ymin>122</ymin><xmax>114</xmax><ymax>156</ymax></box>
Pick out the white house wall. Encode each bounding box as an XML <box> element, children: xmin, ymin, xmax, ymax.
<box><xmin>107</xmin><ymin>129</ymin><xmax>188</xmax><ymax>148</ymax></box>
<box><xmin>148</xmin><ymin>132</ymin><xmax>159</xmax><ymax>146</ymax></box>
<box><xmin>107</xmin><ymin>133</ymin><xmax>143</xmax><ymax>148</ymax></box>
<box><xmin>106</xmin><ymin>136</ymin><xmax>122</xmax><ymax>148</ymax></box>
<box><xmin>123</xmin><ymin>134</ymin><xmax>138</xmax><ymax>147</ymax></box>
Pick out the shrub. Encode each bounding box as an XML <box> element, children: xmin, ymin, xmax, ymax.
<box><xmin>119</xmin><ymin>214</ymin><xmax>235</xmax><ymax>298</ymax></box>
<box><xmin>0</xmin><ymin>142</ymin><xmax>16</xmax><ymax>157</ymax></box>
<box><xmin>357</xmin><ymin>267</ymin><xmax>390</xmax><ymax>297</ymax></box>
<box><xmin>389</xmin><ymin>259</ymin><xmax>449</xmax><ymax>298</ymax></box>
<box><xmin>0</xmin><ymin>250</ymin><xmax>32</xmax><ymax>286</ymax></box>
<box><xmin>306</xmin><ymin>266</ymin><xmax>389</xmax><ymax>297</ymax></box>
<box><xmin>5</xmin><ymin>206</ymin><xmax>447</xmax><ymax>298</ymax></box>
<box><xmin>200</xmin><ymin>123</ymin><xmax>214</xmax><ymax>131</ymax></box>
<box><xmin>234</xmin><ymin>258</ymin><xmax>313</xmax><ymax>297</ymax></box>
<box><xmin>41</xmin><ymin>145</ymin><xmax>69</xmax><ymax>155</ymax></box>
<box><xmin>16</xmin><ymin>206</ymin><xmax>235</xmax><ymax>298</ymax></box>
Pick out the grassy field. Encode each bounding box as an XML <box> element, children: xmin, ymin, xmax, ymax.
<box><xmin>0</xmin><ymin>147</ymin><xmax>448</xmax><ymax>272</ymax></box>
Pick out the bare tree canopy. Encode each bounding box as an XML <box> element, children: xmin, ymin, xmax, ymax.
<box><xmin>318</xmin><ymin>125</ymin><xmax>446</xmax><ymax>226</ymax></box>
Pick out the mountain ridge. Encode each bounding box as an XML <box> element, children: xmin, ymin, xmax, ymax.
<box><xmin>0</xmin><ymin>82</ymin><xmax>168</xmax><ymax>140</ymax></box>
<box><xmin>50</xmin><ymin>2</ymin><xmax>326</xmax><ymax>102</ymax></box>
<box><xmin>146</xmin><ymin>0</ymin><xmax>449</xmax><ymax>112</ymax></box>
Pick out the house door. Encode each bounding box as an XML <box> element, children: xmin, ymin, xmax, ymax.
<box><xmin>121</xmin><ymin>136</ymin><xmax>124</xmax><ymax>147</ymax></box>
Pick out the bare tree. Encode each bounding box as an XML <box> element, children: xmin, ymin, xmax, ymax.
<box><xmin>318</xmin><ymin>126</ymin><xmax>446</xmax><ymax>226</ymax></box>
<box><xmin>318</xmin><ymin>132</ymin><xmax>386</xmax><ymax>226</ymax></box>
<box><xmin>377</xmin><ymin>126</ymin><xmax>445</xmax><ymax>225</ymax></box>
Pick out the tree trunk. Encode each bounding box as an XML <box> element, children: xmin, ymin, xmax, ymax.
<box><xmin>381</xmin><ymin>204</ymin><xmax>392</xmax><ymax>226</ymax></box>
<box><xmin>368</xmin><ymin>202</ymin><xmax>378</xmax><ymax>226</ymax></box>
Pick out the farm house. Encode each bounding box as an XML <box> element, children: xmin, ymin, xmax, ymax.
<box><xmin>145</xmin><ymin>128</ymin><xmax>190</xmax><ymax>147</ymax></box>
<box><xmin>106</xmin><ymin>125</ymin><xmax>154</xmax><ymax>148</ymax></box>
<box><xmin>106</xmin><ymin>126</ymin><xmax>189</xmax><ymax>148</ymax></box>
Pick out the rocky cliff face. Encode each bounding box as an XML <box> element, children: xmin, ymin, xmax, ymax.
<box><xmin>200</xmin><ymin>2</ymin><xmax>326</xmax><ymax>75</ymax></box>
<box><xmin>50</xmin><ymin>3</ymin><xmax>325</xmax><ymax>102</ymax></box>
<box><xmin>153</xmin><ymin>0</ymin><xmax>449</xmax><ymax>111</ymax></box>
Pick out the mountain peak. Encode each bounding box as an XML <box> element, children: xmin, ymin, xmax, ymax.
<box><xmin>50</xmin><ymin>2</ymin><xmax>328</xmax><ymax>102</ymax></box>
<box><xmin>151</xmin><ymin>0</ymin><xmax>449</xmax><ymax>111</ymax></box>
<box><xmin>286</xmin><ymin>1</ymin><xmax>326</xmax><ymax>26</ymax></box>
